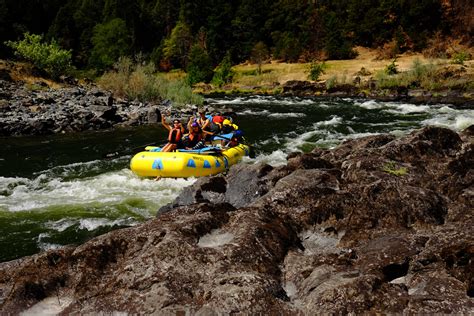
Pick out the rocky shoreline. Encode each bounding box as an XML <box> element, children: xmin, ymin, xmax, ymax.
<box><xmin>1</xmin><ymin>74</ymin><xmax>473</xmax><ymax>137</ymax></box>
<box><xmin>0</xmin><ymin>126</ymin><xmax>472</xmax><ymax>314</ymax></box>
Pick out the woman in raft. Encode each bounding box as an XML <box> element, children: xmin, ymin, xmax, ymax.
<box><xmin>183</xmin><ymin>118</ymin><xmax>214</xmax><ymax>150</ymax></box>
<box><xmin>160</xmin><ymin>113</ymin><xmax>186</xmax><ymax>152</ymax></box>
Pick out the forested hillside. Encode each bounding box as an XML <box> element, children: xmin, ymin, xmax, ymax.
<box><xmin>0</xmin><ymin>0</ymin><xmax>472</xmax><ymax>72</ymax></box>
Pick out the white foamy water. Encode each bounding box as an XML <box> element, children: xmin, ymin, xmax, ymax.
<box><xmin>356</xmin><ymin>100</ymin><xmax>431</xmax><ymax>114</ymax></box>
<box><xmin>421</xmin><ymin>109</ymin><xmax>474</xmax><ymax>130</ymax></box>
<box><xmin>0</xmin><ymin>167</ymin><xmax>195</xmax><ymax>213</ymax></box>
<box><xmin>250</xmin><ymin>150</ymin><xmax>288</xmax><ymax>167</ymax></box>
<box><xmin>208</xmin><ymin>95</ymin><xmax>315</xmax><ymax>106</ymax></box>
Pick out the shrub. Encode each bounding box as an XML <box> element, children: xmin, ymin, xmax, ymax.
<box><xmin>308</xmin><ymin>61</ymin><xmax>326</xmax><ymax>81</ymax></box>
<box><xmin>326</xmin><ymin>75</ymin><xmax>338</xmax><ymax>89</ymax></box>
<box><xmin>5</xmin><ymin>32</ymin><xmax>72</xmax><ymax>79</ymax></box>
<box><xmin>98</xmin><ymin>57</ymin><xmax>202</xmax><ymax>106</ymax></box>
<box><xmin>385</xmin><ymin>59</ymin><xmax>398</xmax><ymax>75</ymax></box>
<box><xmin>212</xmin><ymin>52</ymin><xmax>235</xmax><ymax>87</ymax></box>
<box><xmin>451</xmin><ymin>51</ymin><xmax>471</xmax><ymax>65</ymax></box>
<box><xmin>186</xmin><ymin>44</ymin><xmax>213</xmax><ymax>85</ymax></box>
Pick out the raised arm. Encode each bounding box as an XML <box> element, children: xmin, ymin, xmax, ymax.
<box><xmin>161</xmin><ymin>114</ymin><xmax>171</xmax><ymax>131</ymax></box>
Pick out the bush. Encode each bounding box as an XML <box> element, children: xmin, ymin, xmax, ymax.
<box><xmin>451</xmin><ymin>51</ymin><xmax>471</xmax><ymax>65</ymax></box>
<box><xmin>186</xmin><ymin>44</ymin><xmax>213</xmax><ymax>85</ymax></box>
<box><xmin>5</xmin><ymin>33</ymin><xmax>72</xmax><ymax>79</ymax></box>
<box><xmin>308</xmin><ymin>61</ymin><xmax>326</xmax><ymax>81</ymax></box>
<box><xmin>98</xmin><ymin>57</ymin><xmax>202</xmax><ymax>106</ymax></box>
<box><xmin>385</xmin><ymin>59</ymin><xmax>398</xmax><ymax>75</ymax></box>
<box><xmin>212</xmin><ymin>52</ymin><xmax>235</xmax><ymax>87</ymax></box>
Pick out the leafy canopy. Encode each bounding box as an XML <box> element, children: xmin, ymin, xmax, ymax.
<box><xmin>5</xmin><ymin>32</ymin><xmax>72</xmax><ymax>79</ymax></box>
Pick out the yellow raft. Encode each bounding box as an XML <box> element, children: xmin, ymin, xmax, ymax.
<box><xmin>130</xmin><ymin>144</ymin><xmax>250</xmax><ymax>178</ymax></box>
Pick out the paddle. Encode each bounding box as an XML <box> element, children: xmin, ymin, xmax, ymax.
<box><xmin>103</xmin><ymin>142</ymin><xmax>160</xmax><ymax>159</ymax></box>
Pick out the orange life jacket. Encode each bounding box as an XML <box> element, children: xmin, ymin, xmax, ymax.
<box><xmin>168</xmin><ymin>127</ymin><xmax>182</xmax><ymax>143</ymax></box>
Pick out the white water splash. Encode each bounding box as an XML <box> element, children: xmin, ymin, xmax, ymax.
<box><xmin>0</xmin><ymin>168</ymin><xmax>195</xmax><ymax>213</ymax></box>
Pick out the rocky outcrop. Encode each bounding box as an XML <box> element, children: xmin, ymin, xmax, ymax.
<box><xmin>0</xmin><ymin>79</ymin><xmax>235</xmax><ymax>136</ymax></box>
<box><xmin>0</xmin><ymin>126</ymin><xmax>473</xmax><ymax>314</ymax></box>
<box><xmin>280</xmin><ymin>80</ymin><xmax>474</xmax><ymax>107</ymax></box>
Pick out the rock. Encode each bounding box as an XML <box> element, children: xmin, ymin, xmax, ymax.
<box><xmin>1</xmin><ymin>128</ymin><xmax>473</xmax><ymax>314</ymax></box>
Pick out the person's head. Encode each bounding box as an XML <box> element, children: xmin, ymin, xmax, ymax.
<box><xmin>173</xmin><ymin>120</ymin><xmax>181</xmax><ymax>127</ymax></box>
<box><xmin>191</xmin><ymin>122</ymin><xmax>200</xmax><ymax>132</ymax></box>
<box><xmin>198</xmin><ymin>109</ymin><xmax>206</xmax><ymax>117</ymax></box>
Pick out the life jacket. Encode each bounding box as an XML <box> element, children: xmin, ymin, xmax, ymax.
<box><xmin>168</xmin><ymin>127</ymin><xmax>182</xmax><ymax>144</ymax></box>
<box><xmin>212</xmin><ymin>115</ymin><xmax>225</xmax><ymax>124</ymax></box>
<box><xmin>183</xmin><ymin>130</ymin><xmax>202</xmax><ymax>147</ymax></box>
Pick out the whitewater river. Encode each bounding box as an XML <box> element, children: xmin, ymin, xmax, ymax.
<box><xmin>1</xmin><ymin>96</ymin><xmax>472</xmax><ymax>262</ymax></box>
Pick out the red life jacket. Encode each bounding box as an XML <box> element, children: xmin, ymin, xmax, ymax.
<box><xmin>212</xmin><ymin>115</ymin><xmax>225</xmax><ymax>124</ymax></box>
<box><xmin>168</xmin><ymin>127</ymin><xmax>182</xmax><ymax>143</ymax></box>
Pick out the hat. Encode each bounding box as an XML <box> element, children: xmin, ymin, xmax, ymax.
<box><xmin>191</xmin><ymin>122</ymin><xmax>199</xmax><ymax>127</ymax></box>
<box><xmin>223</xmin><ymin>119</ymin><xmax>232</xmax><ymax>126</ymax></box>
<box><xmin>234</xmin><ymin>130</ymin><xmax>244</xmax><ymax>138</ymax></box>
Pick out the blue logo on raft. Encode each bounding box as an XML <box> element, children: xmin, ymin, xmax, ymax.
<box><xmin>152</xmin><ymin>159</ymin><xmax>163</xmax><ymax>170</ymax></box>
<box><xmin>203</xmin><ymin>160</ymin><xmax>211</xmax><ymax>169</ymax></box>
<box><xmin>187</xmin><ymin>159</ymin><xmax>196</xmax><ymax>168</ymax></box>
<box><xmin>215</xmin><ymin>158</ymin><xmax>221</xmax><ymax>167</ymax></box>
<box><xmin>224</xmin><ymin>157</ymin><xmax>229</xmax><ymax>169</ymax></box>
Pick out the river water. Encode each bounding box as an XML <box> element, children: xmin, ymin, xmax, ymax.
<box><xmin>1</xmin><ymin>96</ymin><xmax>472</xmax><ymax>262</ymax></box>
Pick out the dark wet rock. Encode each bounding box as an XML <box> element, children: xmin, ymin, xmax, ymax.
<box><xmin>1</xmin><ymin>127</ymin><xmax>473</xmax><ymax>314</ymax></box>
<box><xmin>158</xmin><ymin>163</ymin><xmax>274</xmax><ymax>214</ymax></box>
<box><xmin>282</xmin><ymin>80</ymin><xmax>325</xmax><ymax>95</ymax></box>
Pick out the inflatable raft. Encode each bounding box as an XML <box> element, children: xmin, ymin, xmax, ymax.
<box><xmin>130</xmin><ymin>143</ymin><xmax>250</xmax><ymax>178</ymax></box>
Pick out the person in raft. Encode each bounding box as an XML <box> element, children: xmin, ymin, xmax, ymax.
<box><xmin>183</xmin><ymin>119</ymin><xmax>214</xmax><ymax>150</ymax></box>
<box><xmin>160</xmin><ymin>113</ymin><xmax>185</xmax><ymax>152</ymax></box>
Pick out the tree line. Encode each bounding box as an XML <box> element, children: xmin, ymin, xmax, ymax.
<box><xmin>0</xmin><ymin>0</ymin><xmax>471</xmax><ymax>74</ymax></box>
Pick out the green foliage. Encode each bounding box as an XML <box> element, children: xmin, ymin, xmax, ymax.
<box><xmin>186</xmin><ymin>44</ymin><xmax>214</xmax><ymax>85</ymax></box>
<box><xmin>382</xmin><ymin>161</ymin><xmax>408</xmax><ymax>176</ymax></box>
<box><xmin>326</xmin><ymin>75</ymin><xmax>338</xmax><ymax>89</ymax></box>
<box><xmin>272</xmin><ymin>31</ymin><xmax>301</xmax><ymax>62</ymax></box>
<box><xmin>89</xmin><ymin>18</ymin><xmax>131</xmax><ymax>71</ymax></box>
<box><xmin>308</xmin><ymin>61</ymin><xmax>326</xmax><ymax>81</ymax></box>
<box><xmin>163</xmin><ymin>20</ymin><xmax>193</xmax><ymax>69</ymax></box>
<box><xmin>0</xmin><ymin>1</ymin><xmax>461</xmax><ymax>73</ymax></box>
<box><xmin>98</xmin><ymin>57</ymin><xmax>202</xmax><ymax>106</ymax></box>
<box><xmin>385</xmin><ymin>59</ymin><xmax>398</xmax><ymax>75</ymax></box>
<box><xmin>212</xmin><ymin>52</ymin><xmax>235</xmax><ymax>87</ymax></box>
<box><xmin>376</xmin><ymin>59</ymin><xmax>443</xmax><ymax>90</ymax></box>
<box><xmin>5</xmin><ymin>32</ymin><xmax>72</xmax><ymax>79</ymax></box>
<box><xmin>451</xmin><ymin>51</ymin><xmax>470</xmax><ymax>65</ymax></box>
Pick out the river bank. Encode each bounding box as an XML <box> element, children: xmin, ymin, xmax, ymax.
<box><xmin>1</xmin><ymin>51</ymin><xmax>473</xmax><ymax>137</ymax></box>
<box><xmin>197</xmin><ymin>48</ymin><xmax>474</xmax><ymax>108</ymax></box>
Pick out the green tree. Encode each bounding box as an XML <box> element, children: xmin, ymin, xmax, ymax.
<box><xmin>5</xmin><ymin>32</ymin><xmax>72</xmax><ymax>79</ymax></box>
<box><xmin>324</xmin><ymin>12</ymin><xmax>356</xmax><ymax>60</ymax></box>
<box><xmin>89</xmin><ymin>18</ymin><xmax>131</xmax><ymax>71</ymax></box>
<box><xmin>212</xmin><ymin>52</ymin><xmax>234</xmax><ymax>87</ymax></box>
<box><xmin>163</xmin><ymin>20</ymin><xmax>193</xmax><ymax>69</ymax></box>
<box><xmin>186</xmin><ymin>43</ymin><xmax>213</xmax><ymax>85</ymax></box>
<box><xmin>250</xmin><ymin>41</ymin><xmax>269</xmax><ymax>74</ymax></box>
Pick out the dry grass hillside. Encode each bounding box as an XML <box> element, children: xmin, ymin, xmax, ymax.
<box><xmin>230</xmin><ymin>47</ymin><xmax>474</xmax><ymax>89</ymax></box>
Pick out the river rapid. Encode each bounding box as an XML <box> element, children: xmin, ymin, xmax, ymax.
<box><xmin>1</xmin><ymin>96</ymin><xmax>472</xmax><ymax>262</ymax></box>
